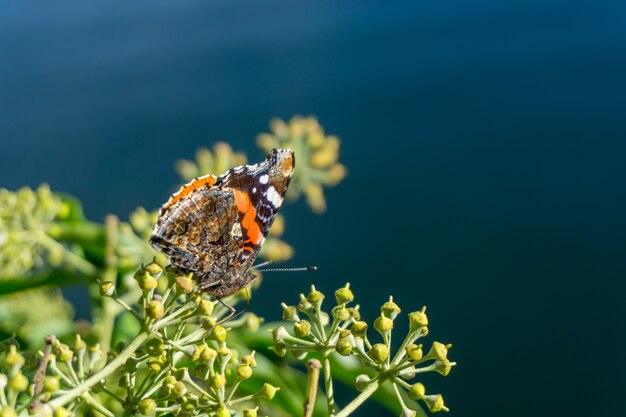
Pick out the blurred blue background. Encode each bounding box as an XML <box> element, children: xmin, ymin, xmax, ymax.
<box><xmin>2</xmin><ymin>1</ymin><xmax>626</xmax><ymax>416</ymax></box>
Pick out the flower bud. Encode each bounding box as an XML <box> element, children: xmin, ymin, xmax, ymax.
<box><xmin>292</xmin><ymin>350</ymin><xmax>308</xmax><ymax>360</ymax></box>
<box><xmin>8</xmin><ymin>373</ymin><xmax>28</xmax><ymax>392</ymax></box>
<box><xmin>145</xmin><ymin>338</ymin><xmax>165</xmax><ymax>356</ymax></box>
<box><xmin>433</xmin><ymin>359</ymin><xmax>455</xmax><ymax>376</ymax></box>
<box><xmin>43</xmin><ymin>376</ymin><xmax>60</xmax><ymax>393</ymax></box>
<box><xmin>355</xmin><ymin>374</ymin><xmax>372</xmax><ymax>391</ymax></box>
<box><xmin>336</xmin><ymin>337</ymin><xmax>353</xmax><ymax>356</ymax></box>
<box><xmin>259</xmin><ymin>383</ymin><xmax>279</xmax><ymax>399</ymax></box>
<box><xmin>5</xmin><ymin>346</ymin><xmax>24</xmax><ymax>368</ymax></box>
<box><xmin>0</xmin><ymin>408</ymin><xmax>17</xmax><ymax>417</ymax></box>
<box><xmin>138</xmin><ymin>273</ymin><xmax>158</xmax><ymax>291</ymax></box>
<box><xmin>282</xmin><ymin>304</ymin><xmax>298</xmax><ymax>321</ymax></box>
<box><xmin>294</xmin><ymin>320</ymin><xmax>311</xmax><ymax>337</ymax></box>
<box><xmin>54</xmin><ymin>407</ymin><xmax>71</xmax><ymax>417</ymax></box>
<box><xmin>406</xmin><ymin>344</ymin><xmax>423</xmax><ymax>361</ymax></box>
<box><xmin>350</xmin><ymin>321</ymin><xmax>368</xmax><ymax>337</ymax></box>
<box><xmin>424</xmin><ymin>394</ymin><xmax>449</xmax><ymax>412</ymax></box>
<box><xmin>147</xmin><ymin>356</ymin><xmax>165</xmax><ymax>372</ymax></box>
<box><xmin>348</xmin><ymin>307</ymin><xmax>361</xmax><ymax>320</ymax></box>
<box><xmin>172</xmin><ymin>381</ymin><xmax>187</xmax><ymax>398</ymax></box>
<box><xmin>209</xmin><ymin>374</ymin><xmax>226</xmax><ymax>389</ymax></box>
<box><xmin>243</xmin><ymin>407</ymin><xmax>259</xmax><ymax>417</ymax></box>
<box><xmin>297</xmin><ymin>294</ymin><xmax>312</xmax><ymax>312</ymax></box>
<box><xmin>99</xmin><ymin>281</ymin><xmax>115</xmax><ymax>297</ymax></box>
<box><xmin>138</xmin><ymin>398</ymin><xmax>157</xmax><ymax>416</ymax></box>
<box><xmin>57</xmin><ymin>344</ymin><xmax>74</xmax><ymax>362</ymax></box>
<box><xmin>274</xmin><ymin>340</ymin><xmax>287</xmax><ymax>357</ymax></box>
<box><xmin>146</xmin><ymin>300</ymin><xmax>165</xmax><ymax>319</ymax></box>
<box><xmin>332</xmin><ymin>305</ymin><xmax>350</xmax><ymax>322</ymax></box>
<box><xmin>373</xmin><ymin>314</ymin><xmax>393</xmax><ymax>334</ymax></box>
<box><xmin>242</xmin><ymin>353</ymin><xmax>257</xmax><ymax>368</ymax></box>
<box><xmin>237</xmin><ymin>364</ymin><xmax>253</xmax><ymax>379</ymax></box>
<box><xmin>73</xmin><ymin>334</ymin><xmax>86</xmax><ymax>351</ymax></box>
<box><xmin>381</xmin><ymin>297</ymin><xmax>401</xmax><ymax>319</ymax></box>
<box><xmin>408</xmin><ymin>382</ymin><xmax>426</xmax><ymax>400</ymax></box>
<box><xmin>215</xmin><ymin>407</ymin><xmax>231</xmax><ymax>417</ymax></box>
<box><xmin>335</xmin><ymin>284</ymin><xmax>354</xmax><ymax>304</ymax></box>
<box><xmin>209</xmin><ymin>325</ymin><xmax>227</xmax><ymax>342</ymax></box>
<box><xmin>199</xmin><ymin>299</ymin><xmax>215</xmax><ymax>316</ymax></box>
<box><xmin>426</xmin><ymin>342</ymin><xmax>451</xmax><ymax>361</ymax></box>
<box><xmin>203</xmin><ymin>347</ymin><xmax>218</xmax><ymax>361</ymax></box>
<box><xmin>271</xmin><ymin>326</ymin><xmax>289</xmax><ymax>342</ymax></box>
<box><xmin>408</xmin><ymin>307</ymin><xmax>428</xmax><ymax>331</ymax></box>
<box><xmin>306</xmin><ymin>286</ymin><xmax>325</xmax><ymax>304</ymax></box>
<box><xmin>175</xmin><ymin>275</ymin><xmax>194</xmax><ymax>293</ymax></box>
<box><xmin>368</xmin><ymin>343</ymin><xmax>389</xmax><ymax>364</ymax></box>
<box><xmin>144</xmin><ymin>261</ymin><xmax>163</xmax><ymax>277</ymax></box>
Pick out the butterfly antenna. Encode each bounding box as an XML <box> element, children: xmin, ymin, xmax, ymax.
<box><xmin>251</xmin><ymin>260</ymin><xmax>272</xmax><ymax>270</ymax></box>
<box><xmin>258</xmin><ymin>266</ymin><xmax>318</xmax><ymax>273</ymax></box>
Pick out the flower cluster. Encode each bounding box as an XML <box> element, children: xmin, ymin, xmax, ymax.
<box><xmin>272</xmin><ymin>284</ymin><xmax>455</xmax><ymax>416</ymax></box>
<box><xmin>257</xmin><ymin>116</ymin><xmax>347</xmax><ymax>213</ymax></box>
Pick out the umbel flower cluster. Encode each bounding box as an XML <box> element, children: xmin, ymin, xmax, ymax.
<box><xmin>274</xmin><ymin>284</ymin><xmax>455</xmax><ymax>416</ymax></box>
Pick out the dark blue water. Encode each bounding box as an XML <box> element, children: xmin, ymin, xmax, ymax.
<box><xmin>2</xmin><ymin>1</ymin><xmax>626</xmax><ymax>416</ymax></box>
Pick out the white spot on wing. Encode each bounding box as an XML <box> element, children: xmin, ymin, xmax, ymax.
<box><xmin>259</xmin><ymin>174</ymin><xmax>269</xmax><ymax>184</ymax></box>
<box><xmin>266</xmin><ymin>185</ymin><xmax>283</xmax><ymax>207</ymax></box>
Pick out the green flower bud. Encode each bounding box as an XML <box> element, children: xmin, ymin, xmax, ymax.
<box><xmin>217</xmin><ymin>347</ymin><xmax>232</xmax><ymax>357</ymax></box>
<box><xmin>368</xmin><ymin>343</ymin><xmax>389</xmax><ymax>364</ymax></box>
<box><xmin>274</xmin><ymin>340</ymin><xmax>287</xmax><ymax>357</ymax></box>
<box><xmin>426</xmin><ymin>342</ymin><xmax>451</xmax><ymax>361</ymax></box>
<box><xmin>138</xmin><ymin>398</ymin><xmax>157</xmax><ymax>416</ymax></box>
<box><xmin>73</xmin><ymin>334</ymin><xmax>86</xmax><ymax>351</ymax></box>
<box><xmin>5</xmin><ymin>346</ymin><xmax>25</xmax><ymax>368</ymax></box>
<box><xmin>8</xmin><ymin>373</ymin><xmax>28</xmax><ymax>392</ymax></box>
<box><xmin>336</xmin><ymin>337</ymin><xmax>353</xmax><ymax>356</ymax></box>
<box><xmin>57</xmin><ymin>344</ymin><xmax>74</xmax><ymax>362</ymax></box>
<box><xmin>282</xmin><ymin>304</ymin><xmax>299</xmax><ymax>321</ymax></box>
<box><xmin>237</xmin><ymin>364</ymin><xmax>253</xmax><ymax>379</ymax></box>
<box><xmin>306</xmin><ymin>285</ymin><xmax>325</xmax><ymax>304</ymax></box>
<box><xmin>294</xmin><ymin>320</ymin><xmax>311</xmax><ymax>337</ymax></box>
<box><xmin>203</xmin><ymin>347</ymin><xmax>218</xmax><ymax>361</ymax></box>
<box><xmin>43</xmin><ymin>376</ymin><xmax>60</xmax><ymax>393</ymax></box>
<box><xmin>406</xmin><ymin>344</ymin><xmax>423</xmax><ymax>361</ymax></box>
<box><xmin>271</xmin><ymin>326</ymin><xmax>289</xmax><ymax>342</ymax></box>
<box><xmin>215</xmin><ymin>407</ymin><xmax>231</xmax><ymax>417</ymax></box>
<box><xmin>99</xmin><ymin>281</ymin><xmax>115</xmax><ymax>297</ymax></box>
<box><xmin>335</xmin><ymin>284</ymin><xmax>354</xmax><ymax>304</ymax></box>
<box><xmin>297</xmin><ymin>294</ymin><xmax>312</xmax><ymax>312</ymax></box>
<box><xmin>348</xmin><ymin>307</ymin><xmax>361</xmax><ymax>320</ymax></box>
<box><xmin>408</xmin><ymin>382</ymin><xmax>426</xmax><ymax>400</ymax></box>
<box><xmin>292</xmin><ymin>350</ymin><xmax>308</xmax><ymax>360</ymax></box>
<box><xmin>424</xmin><ymin>394</ymin><xmax>449</xmax><ymax>412</ymax></box>
<box><xmin>243</xmin><ymin>407</ymin><xmax>259</xmax><ymax>417</ymax></box>
<box><xmin>145</xmin><ymin>338</ymin><xmax>165</xmax><ymax>356</ymax></box>
<box><xmin>433</xmin><ymin>359</ymin><xmax>455</xmax><ymax>376</ymax></box>
<box><xmin>259</xmin><ymin>383</ymin><xmax>279</xmax><ymax>399</ymax></box>
<box><xmin>147</xmin><ymin>356</ymin><xmax>165</xmax><ymax>372</ymax></box>
<box><xmin>355</xmin><ymin>374</ymin><xmax>372</xmax><ymax>392</ymax></box>
<box><xmin>54</xmin><ymin>407</ymin><xmax>71</xmax><ymax>417</ymax></box>
<box><xmin>351</xmin><ymin>321</ymin><xmax>368</xmax><ymax>337</ymax></box>
<box><xmin>332</xmin><ymin>305</ymin><xmax>351</xmax><ymax>322</ymax></box>
<box><xmin>144</xmin><ymin>261</ymin><xmax>163</xmax><ymax>277</ymax></box>
<box><xmin>175</xmin><ymin>275</ymin><xmax>194</xmax><ymax>293</ymax></box>
<box><xmin>381</xmin><ymin>297</ymin><xmax>401</xmax><ymax>319</ymax></box>
<box><xmin>146</xmin><ymin>300</ymin><xmax>165</xmax><ymax>319</ymax></box>
<box><xmin>242</xmin><ymin>352</ymin><xmax>257</xmax><ymax>367</ymax></box>
<box><xmin>209</xmin><ymin>325</ymin><xmax>228</xmax><ymax>342</ymax></box>
<box><xmin>138</xmin><ymin>273</ymin><xmax>158</xmax><ymax>291</ymax></box>
<box><xmin>245</xmin><ymin>312</ymin><xmax>263</xmax><ymax>331</ymax></box>
<box><xmin>373</xmin><ymin>314</ymin><xmax>394</xmax><ymax>334</ymax></box>
<box><xmin>191</xmin><ymin>344</ymin><xmax>206</xmax><ymax>361</ymax></box>
<box><xmin>200</xmin><ymin>299</ymin><xmax>215</xmax><ymax>316</ymax></box>
<box><xmin>209</xmin><ymin>374</ymin><xmax>226</xmax><ymax>389</ymax></box>
<box><xmin>172</xmin><ymin>381</ymin><xmax>187</xmax><ymax>398</ymax></box>
<box><xmin>408</xmin><ymin>307</ymin><xmax>428</xmax><ymax>331</ymax></box>
<box><xmin>0</xmin><ymin>407</ymin><xmax>17</xmax><ymax>417</ymax></box>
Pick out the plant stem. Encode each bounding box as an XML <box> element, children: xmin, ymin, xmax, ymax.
<box><xmin>303</xmin><ymin>359</ymin><xmax>322</xmax><ymax>417</ymax></box>
<box><xmin>323</xmin><ymin>357</ymin><xmax>336</xmax><ymax>416</ymax></box>
<box><xmin>334</xmin><ymin>379</ymin><xmax>381</xmax><ymax>417</ymax></box>
<box><xmin>41</xmin><ymin>331</ymin><xmax>149</xmax><ymax>412</ymax></box>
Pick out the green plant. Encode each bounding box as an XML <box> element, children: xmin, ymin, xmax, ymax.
<box><xmin>0</xmin><ymin>116</ymin><xmax>454</xmax><ymax>417</ymax></box>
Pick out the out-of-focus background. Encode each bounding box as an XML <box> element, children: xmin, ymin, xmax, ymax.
<box><xmin>2</xmin><ymin>1</ymin><xmax>625</xmax><ymax>416</ymax></box>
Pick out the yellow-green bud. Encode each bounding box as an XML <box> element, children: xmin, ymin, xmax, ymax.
<box><xmin>8</xmin><ymin>373</ymin><xmax>28</xmax><ymax>392</ymax></box>
<box><xmin>54</xmin><ymin>407</ymin><xmax>71</xmax><ymax>417</ymax></box>
<box><xmin>351</xmin><ymin>321</ymin><xmax>368</xmax><ymax>337</ymax></box>
<box><xmin>348</xmin><ymin>307</ymin><xmax>361</xmax><ymax>320</ymax></box>
<box><xmin>243</xmin><ymin>407</ymin><xmax>259</xmax><ymax>417</ymax></box>
<box><xmin>408</xmin><ymin>383</ymin><xmax>426</xmax><ymax>400</ymax></box>
<box><xmin>138</xmin><ymin>273</ymin><xmax>158</xmax><ymax>291</ymax></box>
<box><xmin>5</xmin><ymin>346</ymin><xmax>24</xmax><ymax>368</ymax></box>
<box><xmin>259</xmin><ymin>383</ymin><xmax>278</xmax><ymax>399</ymax></box>
<box><xmin>191</xmin><ymin>344</ymin><xmax>206</xmax><ymax>361</ymax></box>
<box><xmin>332</xmin><ymin>305</ymin><xmax>350</xmax><ymax>321</ymax></box>
<box><xmin>175</xmin><ymin>275</ymin><xmax>194</xmax><ymax>293</ymax></box>
<box><xmin>274</xmin><ymin>340</ymin><xmax>287</xmax><ymax>357</ymax></box>
<box><xmin>147</xmin><ymin>356</ymin><xmax>165</xmax><ymax>372</ymax></box>
<box><xmin>335</xmin><ymin>284</ymin><xmax>354</xmax><ymax>304</ymax></box>
<box><xmin>282</xmin><ymin>305</ymin><xmax>298</xmax><ymax>321</ymax></box>
<box><xmin>145</xmin><ymin>338</ymin><xmax>165</xmax><ymax>356</ymax></box>
<box><xmin>294</xmin><ymin>320</ymin><xmax>311</xmax><ymax>337</ymax></box>
<box><xmin>203</xmin><ymin>347</ymin><xmax>218</xmax><ymax>361</ymax></box>
<box><xmin>406</xmin><ymin>344</ymin><xmax>423</xmax><ymax>361</ymax></box>
<box><xmin>99</xmin><ymin>281</ymin><xmax>115</xmax><ymax>297</ymax></box>
<box><xmin>57</xmin><ymin>344</ymin><xmax>74</xmax><ymax>362</ymax></box>
<box><xmin>209</xmin><ymin>374</ymin><xmax>226</xmax><ymax>389</ymax></box>
<box><xmin>408</xmin><ymin>307</ymin><xmax>428</xmax><ymax>331</ymax></box>
<box><xmin>0</xmin><ymin>407</ymin><xmax>17</xmax><ymax>417</ymax></box>
<box><xmin>215</xmin><ymin>407</ymin><xmax>231</xmax><ymax>417</ymax></box>
<box><xmin>236</xmin><ymin>364</ymin><xmax>253</xmax><ymax>379</ymax></box>
<box><xmin>306</xmin><ymin>286</ymin><xmax>325</xmax><ymax>304</ymax></box>
<box><xmin>425</xmin><ymin>394</ymin><xmax>449</xmax><ymax>412</ymax></box>
<box><xmin>146</xmin><ymin>300</ymin><xmax>165</xmax><ymax>319</ymax></box>
<box><xmin>138</xmin><ymin>398</ymin><xmax>157</xmax><ymax>416</ymax></box>
<box><xmin>74</xmin><ymin>334</ymin><xmax>86</xmax><ymax>351</ymax></box>
<box><xmin>336</xmin><ymin>337</ymin><xmax>353</xmax><ymax>356</ymax></box>
<box><xmin>43</xmin><ymin>376</ymin><xmax>60</xmax><ymax>393</ymax></box>
<box><xmin>271</xmin><ymin>326</ymin><xmax>289</xmax><ymax>342</ymax></box>
<box><xmin>355</xmin><ymin>374</ymin><xmax>372</xmax><ymax>392</ymax></box>
<box><xmin>434</xmin><ymin>359</ymin><xmax>454</xmax><ymax>376</ymax></box>
<box><xmin>426</xmin><ymin>342</ymin><xmax>450</xmax><ymax>361</ymax></box>
<box><xmin>242</xmin><ymin>352</ymin><xmax>257</xmax><ymax>367</ymax></box>
<box><xmin>200</xmin><ymin>299</ymin><xmax>214</xmax><ymax>316</ymax></box>
<box><xmin>144</xmin><ymin>261</ymin><xmax>163</xmax><ymax>277</ymax></box>
<box><xmin>368</xmin><ymin>343</ymin><xmax>389</xmax><ymax>364</ymax></box>
<box><xmin>373</xmin><ymin>314</ymin><xmax>394</xmax><ymax>333</ymax></box>
<box><xmin>172</xmin><ymin>381</ymin><xmax>187</xmax><ymax>398</ymax></box>
<box><xmin>297</xmin><ymin>294</ymin><xmax>312</xmax><ymax>312</ymax></box>
<box><xmin>209</xmin><ymin>325</ymin><xmax>227</xmax><ymax>342</ymax></box>
<box><xmin>217</xmin><ymin>347</ymin><xmax>232</xmax><ymax>357</ymax></box>
<box><xmin>381</xmin><ymin>297</ymin><xmax>401</xmax><ymax>319</ymax></box>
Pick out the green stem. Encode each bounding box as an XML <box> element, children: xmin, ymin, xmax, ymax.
<box><xmin>334</xmin><ymin>379</ymin><xmax>381</xmax><ymax>417</ymax></box>
<box><xmin>323</xmin><ymin>356</ymin><xmax>336</xmax><ymax>416</ymax></box>
<box><xmin>81</xmin><ymin>392</ymin><xmax>115</xmax><ymax>417</ymax></box>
